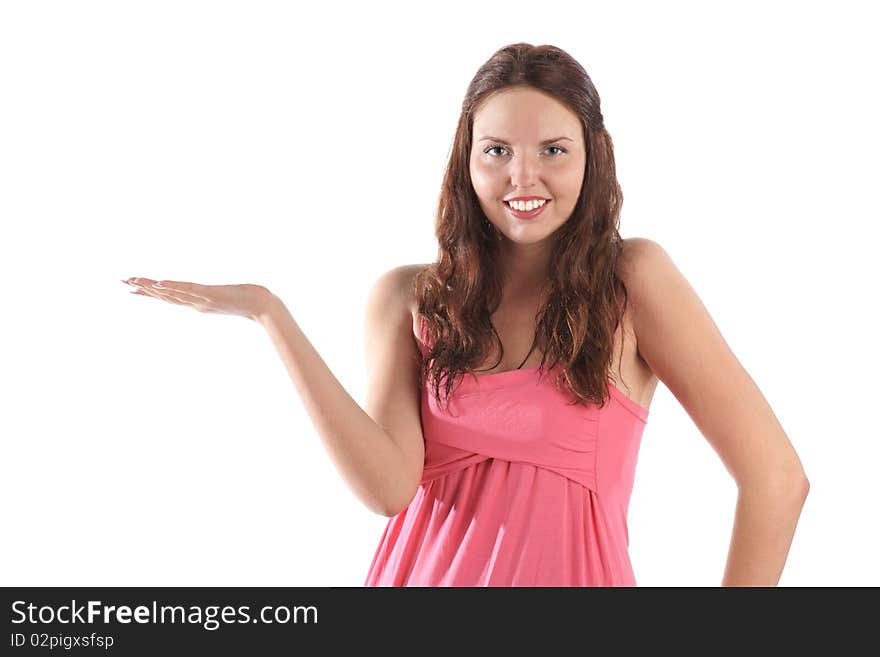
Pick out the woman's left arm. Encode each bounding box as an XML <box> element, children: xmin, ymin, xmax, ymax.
<box><xmin>619</xmin><ymin>238</ymin><xmax>810</xmax><ymax>586</ymax></box>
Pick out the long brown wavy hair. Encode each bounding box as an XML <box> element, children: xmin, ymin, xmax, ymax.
<box><xmin>414</xmin><ymin>42</ymin><xmax>629</xmax><ymax>412</ymax></box>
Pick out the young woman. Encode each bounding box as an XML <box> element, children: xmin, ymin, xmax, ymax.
<box><xmin>122</xmin><ymin>43</ymin><xmax>809</xmax><ymax>587</ymax></box>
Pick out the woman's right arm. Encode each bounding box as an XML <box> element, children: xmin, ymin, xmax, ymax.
<box><xmin>255</xmin><ymin>266</ymin><xmax>425</xmax><ymax>517</ymax></box>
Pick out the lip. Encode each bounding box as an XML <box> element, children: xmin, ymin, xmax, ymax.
<box><xmin>504</xmin><ymin>198</ymin><xmax>551</xmax><ymax>220</ymax></box>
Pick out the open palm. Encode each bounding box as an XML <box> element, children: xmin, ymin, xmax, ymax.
<box><xmin>123</xmin><ymin>277</ymin><xmax>273</xmax><ymax>321</ymax></box>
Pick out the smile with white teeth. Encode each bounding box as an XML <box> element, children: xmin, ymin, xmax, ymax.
<box><xmin>507</xmin><ymin>199</ymin><xmax>547</xmax><ymax>211</ymax></box>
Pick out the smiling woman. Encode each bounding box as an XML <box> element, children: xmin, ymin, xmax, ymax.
<box><xmin>119</xmin><ymin>41</ymin><xmax>809</xmax><ymax>589</ymax></box>
<box><xmin>361</xmin><ymin>42</ymin><xmax>808</xmax><ymax>587</ymax></box>
<box><xmin>361</xmin><ymin>43</ymin><xmax>654</xmax><ymax>587</ymax></box>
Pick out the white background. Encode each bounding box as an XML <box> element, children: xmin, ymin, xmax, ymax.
<box><xmin>1</xmin><ymin>0</ymin><xmax>876</xmax><ymax>586</ymax></box>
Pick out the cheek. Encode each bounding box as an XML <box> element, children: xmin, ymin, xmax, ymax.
<box><xmin>548</xmin><ymin>167</ymin><xmax>584</xmax><ymax>200</ymax></box>
<box><xmin>470</xmin><ymin>162</ymin><xmax>500</xmax><ymax>194</ymax></box>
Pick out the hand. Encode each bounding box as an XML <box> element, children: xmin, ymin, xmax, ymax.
<box><xmin>122</xmin><ymin>276</ymin><xmax>275</xmax><ymax>321</ymax></box>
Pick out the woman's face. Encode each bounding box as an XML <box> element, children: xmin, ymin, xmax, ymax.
<box><xmin>469</xmin><ymin>86</ymin><xmax>586</xmax><ymax>245</ymax></box>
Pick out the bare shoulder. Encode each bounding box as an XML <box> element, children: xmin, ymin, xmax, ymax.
<box><xmin>616</xmin><ymin>236</ymin><xmax>692</xmax><ymax>362</ymax></box>
<box><xmin>615</xmin><ymin>237</ymin><xmax>676</xmax><ymax>318</ymax></box>
<box><xmin>398</xmin><ymin>263</ymin><xmax>432</xmax><ymax>307</ymax></box>
<box><xmin>617</xmin><ymin>236</ymin><xmax>664</xmax><ymax>278</ymax></box>
<box><xmin>389</xmin><ymin>262</ymin><xmax>432</xmax><ymax>322</ymax></box>
<box><xmin>372</xmin><ymin>263</ymin><xmax>429</xmax><ymax>304</ymax></box>
<box><xmin>373</xmin><ymin>263</ymin><xmax>432</xmax><ymax>339</ymax></box>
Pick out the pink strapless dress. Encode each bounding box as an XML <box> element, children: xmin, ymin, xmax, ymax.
<box><xmin>364</xmin><ymin>316</ymin><xmax>650</xmax><ymax>586</ymax></box>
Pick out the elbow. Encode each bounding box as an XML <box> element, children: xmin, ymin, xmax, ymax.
<box><xmin>381</xmin><ymin>471</ymin><xmax>422</xmax><ymax>518</ymax></box>
<box><xmin>382</xmin><ymin>489</ymin><xmax>416</xmax><ymax>518</ymax></box>
<box><xmin>378</xmin><ymin>494</ymin><xmax>402</xmax><ymax>517</ymax></box>
<box><xmin>798</xmin><ymin>474</ymin><xmax>810</xmax><ymax>498</ymax></box>
<box><xmin>380</xmin><ymin>499</ymin><xmax>409</xmax><ymax>519</ymax></box>
<box><xmin>785</xmin><ymin>468</ymin><xmax>810</xmax><ymax>498</ymax></box>
<box><xmin>372</xmin><ymin>496</ymin><xmax>406</xmax><ymax>518</ymax></box>
<box><xmin>784</xmin><ymin>473</ymin><xmax>810</xmax><ymax>501</ymax></box>
<box><xmin>738</xmin><ymin>470</ymin><xmax>810</xmax><ymax>498</ymax></box>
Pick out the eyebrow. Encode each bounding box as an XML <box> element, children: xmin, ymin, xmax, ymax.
<box><xmin>477</xmin><ymin>136</ymin><xmax>574</xmax><ymax>145</ymax></box>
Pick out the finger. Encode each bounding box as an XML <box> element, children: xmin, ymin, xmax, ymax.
<box><xmin>152</xmin><ymin>283</ymin><xmax>209</xmax><ymax>302</ymax></box>
<box><xmin>133</xmin><ymin>287</ymin><xmax>190</xmax><ymax>306</ymax></box>
<box><xmin>126</xmin><ymin>278</ymin><xmax>211</xmax><ymax>310</ymax></box>
<box><xmin>151</xmin><ymin>280</ymin><xmax>209</xmax><ymax>301</ymax></box>
<box><xmin>129</xmin><ymin>278</ymin><xmax>206</xmax><ymax>302</ymax></box>
<box><xmin>129</xmin><ymin>289</ymin><xmax>184</xmax><ymax>305</ymax></box>
<box><xmin>129</xmin><ymin>282</ymin><xmax>191</xmax><ymax>306</ymax></box>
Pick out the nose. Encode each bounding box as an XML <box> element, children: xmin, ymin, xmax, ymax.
<box><xmin>508</xmin><ymin>153</ymin><xmax>540</xmax><ymax>188</ymax></box>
